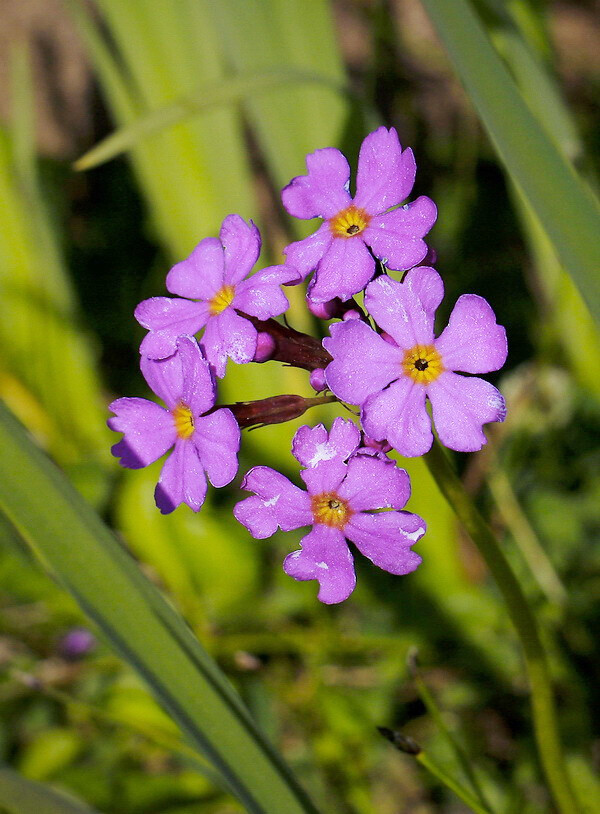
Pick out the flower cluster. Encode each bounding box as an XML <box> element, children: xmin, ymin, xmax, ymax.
<box><xmin>109</xmin><ymin>126</ymin><xmax>507</xmax><ymax>603</ymax></box>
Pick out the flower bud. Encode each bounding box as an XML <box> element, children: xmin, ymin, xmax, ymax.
<box><xmin>309</xmin><ymin>368</ymin><xmax>327</xmax><ymax>392</ymax></box>
<box><xmin>362</xmin><ymin>434</ymin><xmax>392</xmax><ymax>454</ymax></box>
<box><xmin>58</xmin><ymin>628</ymin><xmax>96</xmax><ymax>660</ymax></box>
<box><xmin>307</xmin><ymin>298</ymin><xmax>338</xmax><ymax>319</ymax></box>
<box><xmin>253</xmin><ymin>331</ymin><xmax>276</xmax><ymax>362</ymax></box>
<box><xmin>228</xmin><ymin>394</ymin><xmax>333</xmax><ymax>430</ymax></box>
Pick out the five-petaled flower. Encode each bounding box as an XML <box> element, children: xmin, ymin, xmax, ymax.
<box><xmin>135</xmin><ymin>214</ymin><xmax>298</xmax><ymax>377</ymax></box>
<box><xmin>324</xmin><ymin>267</ymin><xmax>508</xmax><ymax>456</ymax></box>
<box><xmin>234</xmin><ymin>418</ymin><xmax>425</xmax><ymax>604</ymax></box>
<box><xmin>108</xmin><ymin>336</ymin><xmax>240</xmax><ymax>514</ymax></box>
<box><xmin>281</xmin><ymin>126</ymin><xmax>437</xmax><ymax>302</ymax></box>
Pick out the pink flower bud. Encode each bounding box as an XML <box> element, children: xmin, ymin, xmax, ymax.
<box><xmin>253</xmin><ymin>331</ymin><xmax>276</xmax><ymax>362</ymax></box>
<box><xmin>310</xmin><ymin>368</ymin><xmax>327</xmax><ymax>392</ymax></box>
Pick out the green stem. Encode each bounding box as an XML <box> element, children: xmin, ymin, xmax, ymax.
<box><xmin>409</xmin><ymin>657</ymin><xmax>495</xmax><ymax>812</ymax></box>
<box><xmin>487</xmin><ymin>466</ymin><xmax>567</xmax><ymax>607</ymax></box>
<box><xmin>424</xmin><ymin>439</ymin><xmax>580</xmax><ymax>814</ymax></box>
<box><xmin>416</xmin><ymin>753</ymin><xmax>494</xmax><ymax>814</ymax></box>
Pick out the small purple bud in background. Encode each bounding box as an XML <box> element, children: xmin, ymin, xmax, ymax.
<box><xmin>253</xmin><ymin>331</ymin><xmax>276</xmax><ymax>362</ymax></box>
<box><xmin>309</xmin><ymin>368</ymin><xmax>327</xmax><ymax>392</ymax></box>
<box><xmin>342</xmin><ymin>309</ymin><xmax>361</xmax><ymax>321</ymax></box>
<box><xmin>58</xmin><ymin>627</ymin><xmax>96</xmax><ymax>660</ymax></box>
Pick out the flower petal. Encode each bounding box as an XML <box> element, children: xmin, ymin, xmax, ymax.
<box><xmin>166</xmin><ymin>237</ymin><xmax>224</xmax><ymax>299</ymax></box>
<box><xmin>362</xmin><ymin>196</ymin><xmax>437</xmax><ymax>270</ymax></box>
<box><xmin>435</xmin><ymin>294</ymin><xmax>508</xmax><ymax>373</ymax></box>
<box><xmin>282</xmin><ymin>147</ymin><xmax>351</xmax><ymax>219</ymax></box>
<box><xmin>283</xmin><ymin>525</ymin><xmax>356</xmax><ymax>604</ymax></box>
<box><xmin>172</xmin><ymin>336</ymin><xmax>216</xmax><ymax>416</ymax></box>
<box><xmin>428</xmin><ymin>372</ymin><xmax>506</xmax><ymax>452</ymax></box>
<box><xmin>140</xmin><ymin>352</ymin><xmax>183</xmax><ymax>410</ymax></box>
<box><xmin>345</xmin><ymin>511</ymin><xmax>424</xmax><ymax>575</ymax></box>
<box><xmin>353</xmin><ymin>127</ymin><xmax>416</xmax><ymax>214</ymax></box>
<box><xmin>193</xmin><ymin>409</ymin><xmax>240</xmax><ymax>487</ymax></box>
<box><xmin>234</xmin><ymin>466</ymin><xmax>312</xmax><ymax>537</ymax></box>
<box><xmin>292</xmin><ymin>417</ymin><xmax>360</xmax><ymax>468</ymax></box>
<box><xmin>220</xmin><ymin>214</ymin><xmax>262</xmax><ymax>285</ymax></box>
<box><xmin>234</xmin><ymin>264</ymin><xmax>297</xmax><ymax>320</ymax></box>
<box><xmin>136</xmin><ymin>298</ymin><xmax>210</xmax><ymax>359</ymax></box>
<box><xmin>108</xmin><ymin>398</ymin><xmax>175</xmax><ymax>468</ymax></box>
<box><xmin>200</xmin><ymin>309</ymin><xmax>257</xmax><ymax>378</ymax></box>
<box><xmin>300</xmin><ymin>459</ymin><xmax>348</xmax><ymax>496</ymax></box>
<box><xmin>404</xmin><ymin>265</ymin><xmax>444</xmax><ymax>316</ymax></box>
<box><xmin>308</xmin><ymin>237</ymin><xmax>375</xmax><ymax>302</ymax></box>
<box><xmin>338</xmin><ymin>453</ymin><xmax>411</xmax><ymax>511</ymax></box>
<box><xmin>155</xmin><ymin>439</ymin><xmax>208</xmax><ymax>514</ymax></box>
<box><xmin>364</xmin><ymin>273</ymin><xmax>435</xmax><ymax>349</ymax></box>
<box><xmin>362</xmin><ymin>377</ymin><xmax>433</xmax><ymax>457</ymax></box>
<box><xmin>283</xmin><ymin>222</ymin><xmax>333</xmax><ymax>280</ymax></box>
<box><xmin>323</xmin><ymin>319</ymin><xmax>403</xmax><ymax>405</ymax></box>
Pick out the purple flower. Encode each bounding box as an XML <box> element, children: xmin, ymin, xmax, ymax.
<box><xmin>234</xmin><ymin>418</ymin><xmax>424</xmax><ymax>604</ymax></box>
<box><xmin>281</xmin><ymin>126</ymin><xmax>437</xmax><ymax>302</ymax></box>
<box><xmin>58</xmin><ymin>628</ymin><xmax>96</xmax><ymax>660</ymax></box>
<box><xmin>108</xmin><ymin>336</ymin><xmax>240</xmax><ymax>514</ymax></box>
<box><xmin>135</xmin><ymin>215</ymin><xmax>298</xmax><ymax>377</ymax></box>
<box><xmin>324</xmin><ymin>268</ymin><xmax>508</xmax><ymax>456</ymax></box>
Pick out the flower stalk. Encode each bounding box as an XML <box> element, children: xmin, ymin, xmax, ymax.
<box><xmin>225</xmin><ymin>394</ymin><xmax>337</xmax><ymax>430</ymax></box>
<box><xmin>424</xmin><ymin>438</ymin><xmax>580</xmax><ymax>814</ymax></box>
<box><xmin>245</xmin><ymin>315</ymin><xmax>333</xmax><ymax>371</ymax></box>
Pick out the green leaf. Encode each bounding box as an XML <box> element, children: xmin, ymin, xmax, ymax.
<box><xmin>68</xmin><ymin>0</ymin><xmax>256</xmax><ymax>257</ymax></box>
<box><xmin>18</xmin><ymin>728</ymin><xmax>83</xmax><ymax>782</ymax></box>
<box><xmin>115</xmin><ymin>463</ymin><xmax>260</xmax><ymax>620</ymax></box>
<box><xmin>0</xmin><ymin>766</ymin><xmax>99</xmax><ymax>814</ymax></box>
<box><xmin>74</xmin><ymin>69</ymin><xmax>348</xmax><ymax>171</ymax></box>
<box><xmin>0</xmin><ymin>47</ymin><xmax>111</xmax><ymax>492</ymax></box>
<box><xmin>420</xmin><ymin>0</ymin><xmax>600</xmax><ymax>323</ymax></box>
<box><xmin>0</xmin><ymin>402</ymin><xmax>320</xmax><ymax>814</ymax></box>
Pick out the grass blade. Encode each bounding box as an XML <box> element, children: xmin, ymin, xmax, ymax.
<box><xmin>0</xmin><ymin>45</ymin><xmax>111</xmax><ymax>496</ymax></box>
<box><xmin>408</xmin><ymin>651</ymin><xmax>497</xmax><ymax>813</ymax></box>
<box><xmin>75</xmin><ymin>68</ymin><xmax>348</xmax><ymax>171</ymax></box>
<box><xmin>0</xmin><ymin>766</ymin><xmax>100</xmax><ymax>814</ymax></box>
<box><xmin>420</xmin><ymin>0</ymin><xmax>600</xmax><ymax>323</ymax></box>
<box><xmin>0</xmin><ymin>401</ymin><xmax>320</xmax><ymax>814</ymax></box>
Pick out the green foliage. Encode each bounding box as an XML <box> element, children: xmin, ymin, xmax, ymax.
<box><xmin>0</xmin><ymin>1</ymin><xmax>598</xmax><ymax>812</ymax></box>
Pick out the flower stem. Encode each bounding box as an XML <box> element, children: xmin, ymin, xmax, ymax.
<box><xmin>416</xmin><ymin>753</ymin><xmax>495</xmax><ymax>814</ymax></box>
<box><xmin>225</xmin><ymin>394</ymin><xmax>337</xmax><ymax>430</ymax></box>
<box><xmin>424</xmin><ymin>439</ymin><xmax>580</xmax><ymax>814</ymax></box>
<box><xmin>408</xmin><ymin>650</ymin><xmax>496</xmax><ymax>813</ymax></box>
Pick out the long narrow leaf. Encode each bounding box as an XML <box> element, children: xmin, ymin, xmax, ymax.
<box><xmin>75</xmin><ymin>68</ymin><xmax>348</xmax><ymax>171</ymax></box>
<box><xmin>0</xmin><ymin>46</ymin><xmax>110</xmax><ymax>486</ymax></box>
<box><xmin>0</xmin><ymin>766</ymin><xmax>99</xmax><ymax>814</ymax></box>
<box><xmin>0</xmin><ymin>402</ymin><xmax>320</xmax><ymax>814</ymax></box>
<box><xmin>420</xmin><ymin>0</ymin><xmax>600</xmax><ymax>323</ymax></box>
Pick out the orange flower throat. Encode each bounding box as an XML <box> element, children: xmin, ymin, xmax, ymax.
<box><xmin>402</xmin><ymin>344</ymin><xmax>444</xmax><ymax>385</ymax></box>
<box><xmin>329</xmin><ymin>205</ymin><xmax>371</xmax><ymax>238</ymax></box>
<box><xmin>311</xmin><ymin>492</ymin><xmax>352</xmax><ymax>529</ymax></box>
<box><xmin>172</xmin><ymin>403</ymin><xmax>195</xmax><ymax>439</ymax></box>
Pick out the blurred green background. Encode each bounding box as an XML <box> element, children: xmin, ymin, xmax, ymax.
<box><xmin>0</xmin><ymin>1</ymin><xmax>598</xmax><ymax>812</ymax></box>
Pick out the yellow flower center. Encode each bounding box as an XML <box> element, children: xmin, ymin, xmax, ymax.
<box><xmin>209</xmin><ymin>284</ymin><xmax>236</xmax><ymax>315</ymax></box>
<box><xmin>172</xmin><ymin>402</ymin><xmax>195</xmax><ymax>439</ymax></box>
<box><xmin>311</xmin><ymin>492</ymin><xmax>352</xmax><ymax>529</ymax></box>
<box><xmin>329</xmin><ymin>205</ymin><xmax>371</xmax><ymax>238</ymax></box>
<box><xmin>402</xmin><ymin>344</ymin><xmax>444</xmax><ymax>385</ymax></box>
